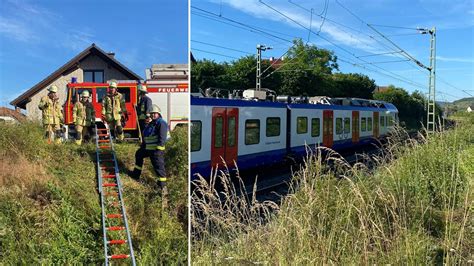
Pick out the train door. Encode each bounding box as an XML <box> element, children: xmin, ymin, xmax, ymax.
<box><xmin>352</xmin><ymin>111</ymin><xmax>360</xmax><ymax>143</ymax></box>
<box><xmin>373</xmin><ymin>112</ymin><xmax>379</xmax><ymax>138</ymax></box>
<box><xmin>211</xmin><ymin>107</ymin><xmax>239</xmax><ymax>168</ymax></box>
<box><xmin>323</xmin><ymin>110</ymin><xmax>333</xmax><ymax>147</ymax></box>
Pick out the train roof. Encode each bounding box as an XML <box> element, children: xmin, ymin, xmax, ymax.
<box><xmin>191</xmin><ymin>96</ymin><xmax>399</xmax><ymax>113</ymax></box>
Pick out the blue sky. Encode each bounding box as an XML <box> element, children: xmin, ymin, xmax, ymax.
<box><xmin>191</xmin><ymin>0</ymin><xmax>474</xmax><ymax>102</ymax></box>
<box><xmin>0</xmin><ymin>0</ymin><xmax>188</xmax><ymax>106</ymax></box>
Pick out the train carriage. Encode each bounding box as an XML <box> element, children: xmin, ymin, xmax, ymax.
<box><xmin>190</xmin><ymin>93</ymin><xmax>399</xmax><ymax>179</ymax></box>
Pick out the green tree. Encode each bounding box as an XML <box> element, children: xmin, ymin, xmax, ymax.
<box><xmin>332</xmin><ymin>73</ymin><xmax>376</xmax><ymax>99</ymax></box>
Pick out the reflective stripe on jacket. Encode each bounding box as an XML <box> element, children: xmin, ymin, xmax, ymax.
<box><xmin>142</xmin><ymin>117</ymin><xmax>168</xmax><ymax>150</ymax></box>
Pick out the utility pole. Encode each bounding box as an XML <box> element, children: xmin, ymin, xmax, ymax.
<box><xmin>419</xmin><ymin>27</ymin><xmax>436</xmax><ymax>133</ymax></box>
<box><xmin>256</xmin><ymin>44</ymin><xmax>272</xmax><ymax>90</ymax></box>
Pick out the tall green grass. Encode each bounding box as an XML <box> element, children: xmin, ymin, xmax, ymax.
<box><xmin>192</xmin><ymin>114</ymin><xmax>473</xmax><ymax>264</ymax></box>
<box><xmin>0</xmin><ymin>122</ymin><xmax>188</xmax><ymax>264</ymax></box>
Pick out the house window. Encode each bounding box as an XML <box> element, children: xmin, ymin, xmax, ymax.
<box><xmin>311</xmin><ymin>118</ymin><xmax>320</xmax><ymax>137</ymax></box>
<box><xmin>344</xmin><ymin>118</ymin><xmax>350</xmax><ymax>134</ymax></box>
<box><xmin>361</xmin><ymin>117</ymin><xmax>367</xmax><ymax>132</ymax></box>
<box><xmin>245</xmin><ymin>119</ymin><xmax>260</xmax><ymax>145</ymax></box>
<box><xmin>191</xmin><ymin>121</ymin><xmax>202</xmax><ymax>152</ymax></box>
<box><xmin>266</xmin><ymin>117</ymin><xmax>280</xmax><ymax>137</ymax></box>
<box><xmin>336</xmin><ymin>118</ymin><xmax>343</xmax><ymax>134</ymax></box>
<box><xmin>367</xmin><ymin>117</ymin><xmax>373</xmax><ymax>131</ymax></box>
<box><xmin>297</xmin><ymin>117</ymin><xmax>308</xmax><ymax>134</ymax></box>
<box><xmin>84</xmin><ymin>70</ymin><xmax>104</xmax><ymax>83</ymax></box>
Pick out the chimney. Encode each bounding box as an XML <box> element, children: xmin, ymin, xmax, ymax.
<box><xmin>107</xmin><ymin>52</ymin><xmax>115</xmax><ymax>58</ymax></box>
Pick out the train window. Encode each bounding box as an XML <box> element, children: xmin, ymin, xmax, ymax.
<box><xmin>214</xmin><ymin>116</ymin><xmax>224</xmax><ymax>148</ymax></box>
<box><xmin>117</xmin><ymin>87</ymin><xmax>131</xmax><ymax>103</ymax></box>
<box><xmin>191</xmin><ymin>121</ymin><xmax>202</xmax><ymax>152</ymax></box>
<box><xmin>245</xmin><ymin>119</ymin><xmax>260</xmax><ymax>145</ymax></box>
<box><xmin>297</xmin><ymin>117</ymin><xmax>308</xmax><ymax>134</ymax></box>
<box><xmin>311</xmin><ymin>118</ymin><xmax>320</xmax><ymax>137</ymax></box>
<box><xmin>228</xmin><ymin>117</ymin><xmax>236</xmax><ymax>147</ymax></box>
<box><xmin>266</xmin><ymin>117</ymin><xmax>280</xmax><ymax>137</ymax></box>
<box><xmin>380</xmin><ymin>116</ymin><xmax>385</xmax><ymax>127</ymax></box>
<box><xmin>344</xmin><ymin>118</ymin><xmax>350</xmax><ymax>134</ymax></box>
<box><xmin>388</xmin><ymin>116</ymin><xmax>394</xmax><ymax>126</ymax></box>
<box><xmin>367</xmin><ymin>117</ymin><xmax>373</xmax><ymax>131</ymax></box>
<box><xmin>361</xmin><ymin>117</ymin><xmax>367</xmax><ymax>132</ymax></box>
<box><xmin>336</xmin><ymin>118</ymin><xmax>343</xmax><ymax>134</ymax></box>
<box><xmin>96</xmin><ymin>87</ymin><xmax>107</xmax><ymax>103</ymax></box>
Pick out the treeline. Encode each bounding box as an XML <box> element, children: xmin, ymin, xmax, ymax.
<box><xmin>191</xmin><ymin>39</ymin><xmax>440</xmax><ymax>130</ymax></box>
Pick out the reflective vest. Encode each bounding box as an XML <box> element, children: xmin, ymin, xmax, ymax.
<box><xmin>73</xmin><ymin>101</ymin><xmax>95</xmax><ymax>126</ymax></box>
<box><xmin>102</xmin><ymin>93</ymin><xmax>126</xmax><ymax>121</ymax></box>
<box><xmin>143</xmin><ymin>117</ymin><xmax>168</xmax><ymax>151</ymax></box>
<box><xmin>38</xmin><ymin>95</ymin><xmax>63</xmax><ymax>125</ymax></box>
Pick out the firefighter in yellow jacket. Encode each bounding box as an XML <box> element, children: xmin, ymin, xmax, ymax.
<box><xmin>101</xmin><ymin>80</ymin><xmax>127</xmax><ymax>141</ymax></box>
<box><xmin>38</xmin><ymin>85</ymin><xmax>63</xmax><ymax>144</ymax></box>
<box><xmin>73</xmin><ymin>90</ymin><xmax>95</xmax><ymax>145</ymax></box>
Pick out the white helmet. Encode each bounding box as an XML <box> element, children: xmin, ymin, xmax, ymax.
<box><xmin>150</xmin><ymin>104</ymin><xmax>161</xmax><ymax>114</ymax></box>
<box><xmin>48</xmin><ymin>85</ymin><xmax>58</xmax><ymax>93</ymax></box>
<box><xmin>138</xmin><ymin>84</ymin><xmax>147</xmax><ymax>93</ymax></box>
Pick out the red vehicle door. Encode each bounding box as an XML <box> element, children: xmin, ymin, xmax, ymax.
<box><xmin>323</xmin><ymin>110</ymin><xmax>333</xmax><ymax>147</ymax></box>
<box><xmin>373</xmin><ymin>112</ymin><xmax>379</xmax><ymax>138</ymax></box>
<box><xmin>352</xmin><ymin>111</ymin><xmax>360</xmax><ymax>143</ymax></box>
<box><xmin>211</xmin><ymin>107</ymin><xmax>239</xmax><ymax>169</ymax></box>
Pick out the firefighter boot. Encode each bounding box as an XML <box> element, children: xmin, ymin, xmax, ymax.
<box><xmin>161</xmin><ymin>185</ymin><xmax>169</xmax><ymax>209</ymax></box>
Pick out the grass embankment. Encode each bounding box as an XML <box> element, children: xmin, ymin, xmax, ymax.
<box><xmin>0</xmin><ymin>123</ymin><xmax>188</xmax><ymax>264</ymax></box>
<box><xmin>192</xmin><ymin>114</ymin><xmax>474</xmax><ymax>264</ymax></box>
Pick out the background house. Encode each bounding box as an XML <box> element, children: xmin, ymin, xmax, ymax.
<box><xmin>0</xmin><ymin>107</ymin><xmax>26</xmax><ymax>123</ymax></box>
<box><xmin>10</xmin><ymin>44</ymin><xmax>142</xmax><ymax>121</ymax></box>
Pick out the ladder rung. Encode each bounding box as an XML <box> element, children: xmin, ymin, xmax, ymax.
<box><xmin>107</xmin><ymin>213</ymin><xmax>123</xmax><ymax>218</ymax></box>
<box><xmin>108</xmin><ymin>239</ymin><xmax>127</xmax><ymax>245</ymax></box>
<box><xmin>101</xmin><ymin>159</ymin><xmax>114</xmax><ymax>162</ymax></box>
<box><xmin>102</xmin><ymin>174</ymin><xmax>116</xmax><ymax>178</ymax></box>
<box><xmin>107</xmin><ymin>226</ymin><xmax>125</xmax><ymax>231</ymax></box>
<box><xmin>102</xmin><ymin>183</ymin><xmax>117</xmax><ymax>187</ymax></box>
<box><xmin>109</xmin><ymin>254</ymin><xmax>130</xmax><ymax>259</ymax></box>
<box><xmin>98</xmin><ymin>139</ymin><xmax>109</xmax><ymax>143</ymax></box>
<box><xmin>98</xmin><ymin>134</ymin><xmax>109</xmax><ymax>137</ymax></box>
<box><xmin>109</xmin><ymin>201</ymin><xmax>120</xmax><ymax>207</ymax></box>
<box><xmin>99</xmin><ymin>145</ymin><xmax>111</xmax><ymax>149</ymax></box>
<box><xmin>104</xmin><ymin>192</ymin><xmax>119</xmax><ymax>196</ymax></box>
<box><xmin>101</xmin><ymin>166</ymin><xmax>115</xmax><ymax>169</ymax></box>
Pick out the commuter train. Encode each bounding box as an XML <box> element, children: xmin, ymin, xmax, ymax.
<box><xmin>190</xmin><ymin>91</ymin><xmax>398</xmax><ymax>179</ymax></box>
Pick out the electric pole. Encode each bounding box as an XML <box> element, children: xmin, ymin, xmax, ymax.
<box><xmin>419</xmin><ymin>27</ymin><xmax>436</xmax><ymax>133</ymax></box>
<box><xmin>256</xmin><ymin>44</ymin><xmax>272</xmax><ymax>90</ymax></box>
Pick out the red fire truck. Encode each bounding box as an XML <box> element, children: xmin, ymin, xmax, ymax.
<box><xmin>63</xmin><ymin>79</ymin><xmax>189</xmax><ymax>139</ymax></box>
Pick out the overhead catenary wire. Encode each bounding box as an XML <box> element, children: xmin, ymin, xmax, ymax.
<box><xmin>192</xmin><ymin>40</ymin><xmax>253</xmax><ymax>55</ymax></box>
<box><xmin>259</xmin><ymin>0</ymin><xmax>427</xmax><ymax>89</ymax></box>
<box><xmin>192</xmin><ymin>48</ymin><xmax>239</xmax><ymax>60</ymax></box>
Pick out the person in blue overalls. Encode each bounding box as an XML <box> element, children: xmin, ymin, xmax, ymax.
<box><xmin>130</xmin><ymin>104</ymin><xmax>169</xmax><ymax>208</ymax></box>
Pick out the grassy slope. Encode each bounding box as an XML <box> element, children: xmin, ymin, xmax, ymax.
<box><xmin>192</xmin><ymin>114</ymin><xmax>474</xmax><ymax>264</ymax></box>
<box><xmin>0</xmin><ymin>123</ymin><xmax>188</xmax><ymax>264</ymax></box>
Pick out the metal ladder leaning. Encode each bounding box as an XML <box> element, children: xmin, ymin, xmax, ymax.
<box><xmin>95</xmin><ymin>124</ymin><xmax>136</xmax><ymax>265</ymax></box>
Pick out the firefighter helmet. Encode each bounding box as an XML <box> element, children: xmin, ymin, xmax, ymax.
<box><xmin>48</xmin><ymin>85</ymin><xmax>58</xmax><ymax>93</ymax></box>
<box><xmin>108</xmin><ymin>80</ymin><xmax>118</xmax><ymax>89</ymax></box>
<box><xmin>150</xmin><ymin>104</ymin><xmax>161</xmax><ymax>114</ymax></box>
<box><xmin>138</xmin><ymin>84</ymin><xmax>147</xmax><ymax>93</ymax></box>
<box><xmin>81</xmin><ymin>90</ymin><xmax>90</xmax><ymax>98</ymax></box>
